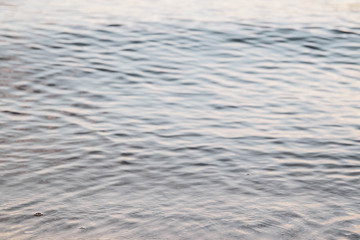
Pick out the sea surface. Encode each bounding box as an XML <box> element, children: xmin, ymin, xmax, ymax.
<box><xmin>0</xmin><ymin>0</ymin><xmax>359</xmax><ymax>239</ymax></box>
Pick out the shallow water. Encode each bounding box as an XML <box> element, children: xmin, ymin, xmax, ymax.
<box><xmin>0</xmin><ymin>0</ymin><xmax>360</xmax><ymax>239</ymax></box>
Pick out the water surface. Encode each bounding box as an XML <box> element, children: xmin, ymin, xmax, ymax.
<box><xmin>0</xmin><ymin>0</ymin><xmax>360</xmax><ymax>239</ymax></box>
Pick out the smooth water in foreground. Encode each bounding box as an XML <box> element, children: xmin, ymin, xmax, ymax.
<box><xmin>0</xmin><ymin>0</ymin><xmax>359</xmax><ymax>239</ymax></box>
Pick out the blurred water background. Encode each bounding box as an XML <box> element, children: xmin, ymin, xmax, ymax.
<box><xmin>0</xmin><ymin>0</ymin><xmax>359</xmax><ymax>239</ymax></box>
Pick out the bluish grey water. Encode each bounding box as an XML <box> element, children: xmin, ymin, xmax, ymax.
<box><xmin>0</xmin><ymin>0</ymin><xmax>359</xmax><ymax>239</ymax></box>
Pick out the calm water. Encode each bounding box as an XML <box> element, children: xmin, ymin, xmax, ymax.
<box><xmin>1</xmin><ymin>0</ymin><xmax>360</xmax><ymax>239</ymax></box>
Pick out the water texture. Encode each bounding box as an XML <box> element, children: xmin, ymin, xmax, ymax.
<box><xmin>0</xmin><ymin>0</ymin><xmax>359</xmax><ymax>239</ymax></box>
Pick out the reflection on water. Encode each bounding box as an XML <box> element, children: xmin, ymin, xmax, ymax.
<box><xmin>0</xmin><ymin>0</ymin><xmax>359</xmax><ymax>239</ymax></box>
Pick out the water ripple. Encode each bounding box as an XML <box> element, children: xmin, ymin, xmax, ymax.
<box><xmin>1</xmin><ymin>0</ymin><xmax>360</xmax><ymax>239</ymax></box>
